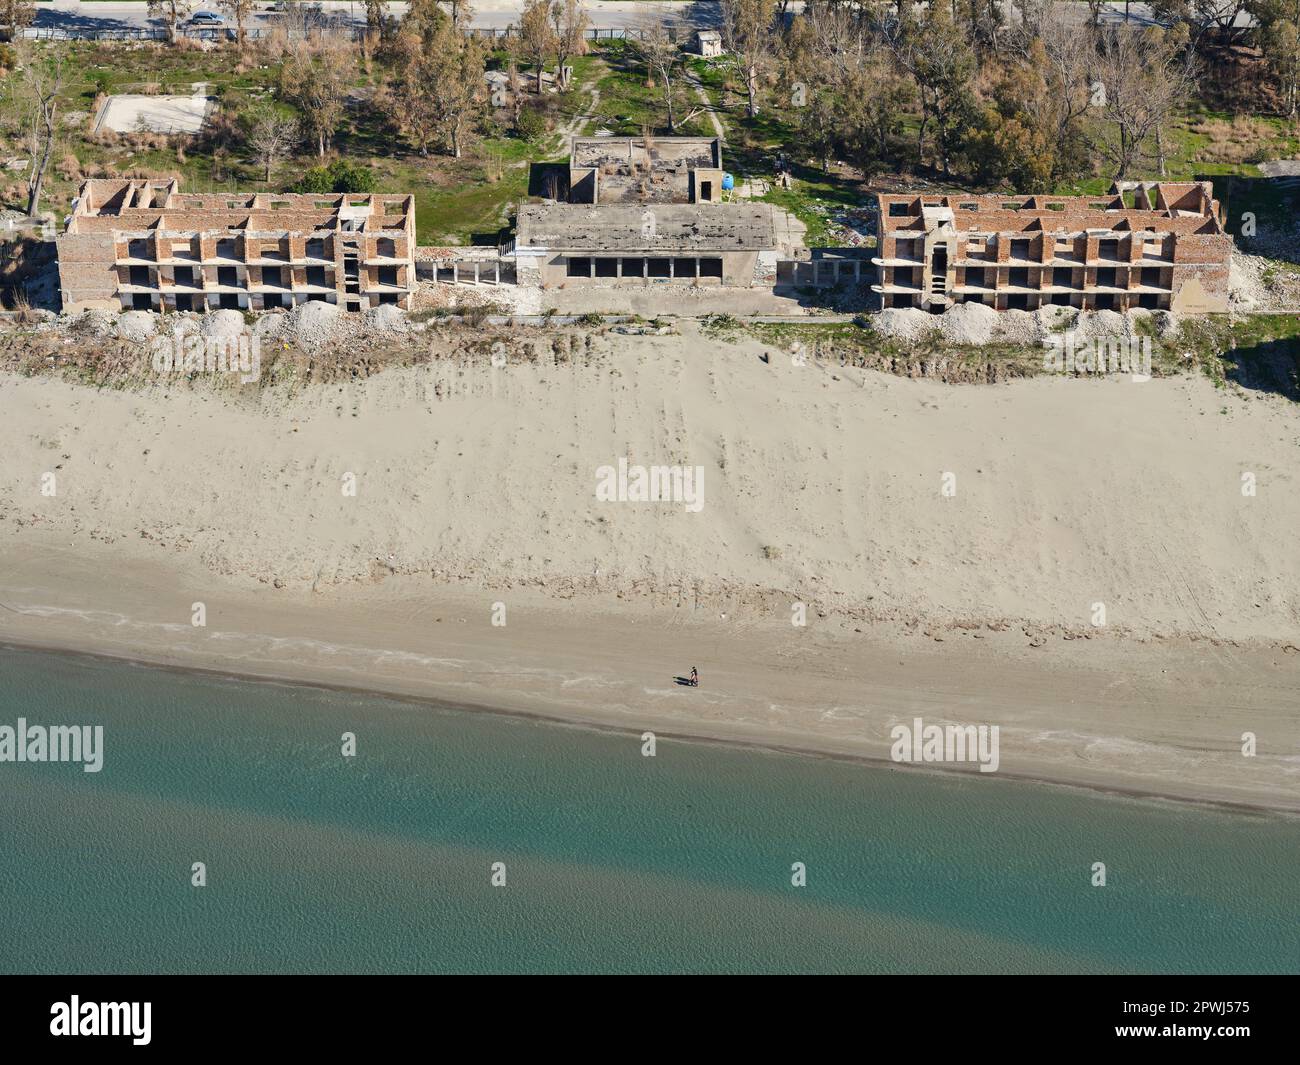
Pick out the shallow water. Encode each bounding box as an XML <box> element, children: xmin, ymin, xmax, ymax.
<box><xmin>1</xmin><ymin>646</ymin><xmax>1296</xmax><ymax>974</ymax></box>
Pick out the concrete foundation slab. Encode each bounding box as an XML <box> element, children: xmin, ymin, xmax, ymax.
<box><xmin>94</xmin><ymin>93</ymin><xmax>213</xmax><ymax>135</ymax></box>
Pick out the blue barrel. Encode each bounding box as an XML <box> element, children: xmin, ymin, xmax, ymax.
<box><xmin>721</xmin><ymin>173</ymin><xmax>735</xmax><ymax>191</ymax></box>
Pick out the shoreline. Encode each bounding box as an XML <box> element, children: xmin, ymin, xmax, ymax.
<box><xmin>3</xmin><ymin>630</ymin><xmax>1297</xmax><ymax>821</ymax></box>
<box><xmin>2</xmin><ymin>540</ymin><xmax>1297</xmax><ymax>816</ymax></box>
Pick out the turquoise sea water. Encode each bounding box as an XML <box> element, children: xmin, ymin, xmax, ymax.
<box><xmin>0</xmin><ymin>645</ymin><xmax>1296</xmax><ymax>974</ymax></box>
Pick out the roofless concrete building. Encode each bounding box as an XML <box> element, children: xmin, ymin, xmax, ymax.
<box><xmin>514</xmin><ymin>136</ymin><xmax>806</xmax><ymax>288</ymax></box>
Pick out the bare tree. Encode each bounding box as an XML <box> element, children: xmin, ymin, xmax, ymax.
<box><xmin>800</xmin><ymin>0</ymin><xmax>871</xmax><ymax>82</ymax></box>
<box><xmin>364</xmin><ymin>0</ymin><xmax>390</xmax><ymax>36</ymax></box>
<box><xmin>720</xmin><ymin>0</ymin><xmax>776</xmax><ymax>118</ymax></box>
<box><xmin>1037</xmin><ymin>11</ymin><xmax>1097</xmax><ymax>181</ymax></box>
<box><xmin>1149</xmin><ymin>0</ymin><xmax>1251</xmax><ymax>49</ymax></box>
<box><xmin>1146</xmin><ymin>28</ymin><xmax>1198</xmax><ymax>176</ymax></box>
<box><xmin>14</xmin><ymin>51</ymin><xmax>62</xmax><ymax>218</ymax></box>
<box><xmin>550</xmin><ymin>0</ymin><xmax>589</xmax><ymax>91</ymax></box>
<box><xmin>637</xmin><ymin>21</ymin><xmax>706</xmax><ymax>133</ymax></box>
<box><xmin>1</xmin><ymin>0</ymin><xmax>35</xmax><ymax>36</ymax></box>
<box><xmin>219</xmin><ymin>0</ymin><xmax>255</xmax><ymax>52</ymax></box>
<box><xmin>444</xmin><ymin>0</ymin><xmax>473</xmax><ymax>28</ymax></box>
<box><xmin>519</xmin><ymin>0</ymin><xmax>555</xmax><ymax>96</ymax></box>
<box><xmin>1091</xmin><ymin>25</ymin><xmax>1197</xmax><ymax>178</ymax></box>
<box><xmin>148</xmin><ymin>0</ymin><xmax>193</xmax><ymax>45</ymax></box>
<box><xmin>245</xmin><ymin>106</ymin><xmax>300</xmax><ymax>183</ymax></box>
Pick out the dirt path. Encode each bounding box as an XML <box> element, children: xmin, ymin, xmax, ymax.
<box><xmin>557</xmin><ymin>81</ymin><xmax>602</xmax><ymax>141</ymax></box>
<box><xmin>684</xmin><ymin>70</ymin><xmax>725</xmax><ymax>141</ymax></box>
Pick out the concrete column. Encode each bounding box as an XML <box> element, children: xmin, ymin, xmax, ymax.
<box><xmin>669</xmin><ymin>258</ymin><xmax>675</xmax><ymax>279</ymax></box>
<box><xmin>642</xmin><ymin>258</ymin><xmax>648</xmax><ymax>279</ymax></box>
<box><xmin>473</xmin><ymin>262</ymin><xmax>480</xmax><ymax>285</ymax></box>
<box><xmin>616</xmin><ymin>258</ymin><xmax>623</xmax><ymax>278</ymax></box>
<box><xmin>589</xmin><ymin>258</ymin><xmax>595</xmax><ymax>279</ymax></box>
<box><xmin>494</xmin><ymin>262</ymin><xmax>500</xmax><ymax>284</ymax></box>
<box><xmin>452</xmin><ymin>263</ymin><xmax>459</xmax><ymax>284</ymax></box>
<box><xmin>694</xmin><ymin>258</ymin><xmax>700</xmax><ymax>279</ymax></box>
<box><xmin>812</xmin><ymin>260</ymin><xmax>819</xmax><ymax>286</ymax></box>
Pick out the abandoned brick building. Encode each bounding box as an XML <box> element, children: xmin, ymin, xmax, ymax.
<box><xmin>872</xmin><ymin>181</ymin><xmax>1232</xmax><ymax>313</ymax></box>
<box><xmin>56</xmin><ymin>178</ymin><xmax>417</xmax><ymax>313</ymax></box>
<box><xmin>514</xmin><ymin>136</ymin><xmax>806</xmax><ymax>287</ymax></box>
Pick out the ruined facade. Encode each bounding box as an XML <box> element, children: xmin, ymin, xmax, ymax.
<box><xmin>872</xmin><ymin>182</ymin><xmax>1232</xmax><ymax>314</ymax></box>
<box><xmin>515</xmin><ymin>136</ymin><xmax>805</xmax><ymax>288</ymax></box>
<box><xmin>57</xmin><ymin>178</ymin><xmax>417</xmax><ymax>313</ymax></box>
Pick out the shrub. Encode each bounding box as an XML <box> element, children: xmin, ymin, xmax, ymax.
<box><xmin>515</xmin><ymin>104</ymin><xmax>547</xmax><ymax>143</ymax></box>
<box><xmin>327</xmin><ymin>158</ymin><xmax>375</xmax><ymax>193</ymax></box>
<box><xmin>291</xmin><ymin>159</ymin><xmax>376</xmax><ymax>194</ymax></box>
<box><xmin>291</xmin><ymin>167</ymin><xmax>333</xmax><ymax>193</ymax></box>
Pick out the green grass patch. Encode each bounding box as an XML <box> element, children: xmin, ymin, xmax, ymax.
<box><xmin>1174</xmin><ymin>314</ymin><xmax>1300</xmax><ymax>398</ymax></box>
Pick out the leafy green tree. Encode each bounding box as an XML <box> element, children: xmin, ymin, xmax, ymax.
<box><xmin>891</xmin><ymin>4</ymin><xmax>977</xmax><ymax>176</ymax></box>
<box><xmin>515</xmin><ymin>102</ymin><xmax>547</xmax><ymax>141</ymax></box>
<box><xmin>964</xmin><ymin>40</ymin><xmax>1057</xmax><ymax>189</ymax></box>
<box><xmin>364</xmin><ymin>0</ymin><xmax>389</xmax><ymax>35</ymax></box>
<box><xmin>848</xmin><ymin>57</ymin><xmax>914</xmax><ymax>180</ymax></box>
<box><xmin>798</xmin><ymin>88</ymin><xmax>841</xmax><ymax>172</ymax></box>
<box><xmin>279</xmin><ymin>35</ymin><xmax>354</xmax><ymax>157</ymax></box>
<box><xmin>292</xmin><ymin>159</ymin><xmax>376</xmax><ymax>194</ymax></box>
<box><xmin>384</xmin><ymin>8</ymin><xmax>488</xmax><ymax>157</ymax></box>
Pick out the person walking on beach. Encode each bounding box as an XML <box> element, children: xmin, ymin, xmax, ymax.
<box><xmin>690</xmin><ymin>666</ymin><xmax>699</xmax><ymax>688</ymax></box>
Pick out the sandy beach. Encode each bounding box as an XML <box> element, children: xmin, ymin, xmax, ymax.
<box><xmin>1</xmin><ymin>323</ymin><xmax>1298</xmax><ymax>810</ymax></box>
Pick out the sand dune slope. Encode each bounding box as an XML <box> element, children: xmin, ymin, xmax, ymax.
<box><xmin>2</xmin><ymin>325</ymin><xmax>1297</xmax><ymax>644</ymax></box>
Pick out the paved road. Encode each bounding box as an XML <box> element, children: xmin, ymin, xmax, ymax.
<box><xmin>24</xmin><ymin>1</ymin><xmax>1254</xmax><ymax>38</ymax></box>
<box><xmin>29</xmin><ymin>0</ymin><xmax>717</xmax><ymax>34</ymax></box>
